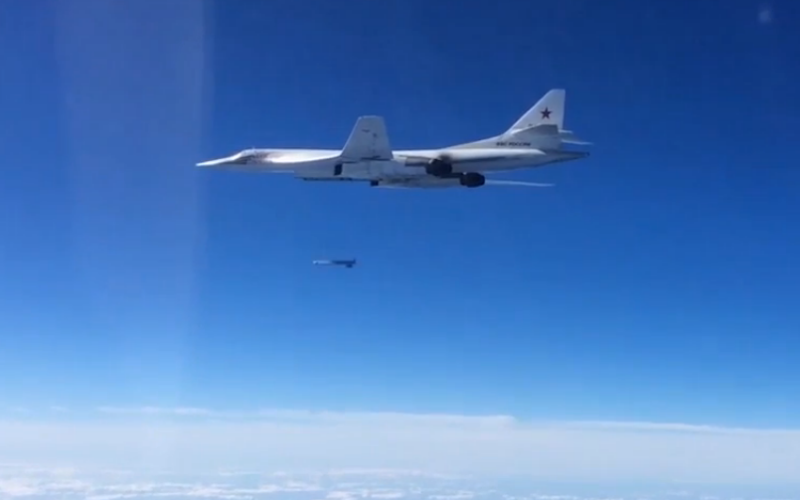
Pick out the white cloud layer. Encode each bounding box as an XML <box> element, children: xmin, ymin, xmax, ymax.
<box><xmin>1</xmin><ymin>408</ymin><xmax>800</xmax><ymax>485</ymax></box>
<box><xmin>0</xmin><ymin>466</ymin><xmax>796</xmax><ymax>500</ymax></box>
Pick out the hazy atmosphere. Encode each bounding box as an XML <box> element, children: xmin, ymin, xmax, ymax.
<box><xmin>1</xmin><ymin>0</ymin><xmax>799</xmax><ymax>498</ymax></box>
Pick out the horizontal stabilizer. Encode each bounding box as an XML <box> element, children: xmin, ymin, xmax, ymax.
<box><xmin>340</xmin><ymin>116</ymin><xmax>393</xmax><ymax>161</ymax></box>
<box><xmin>558</xmin><ymin>130</ymin><xmax>592</xmax><ymax>145</ymax></box>
<box><xmin>513</xmin><ymin>124</ymin><xmax>592</xmax><ymax>146</ymax></box>
<box><xmin>520</xmin><ymin>123</ymin><xmax>560</xmax><ymax>135</ymax></box>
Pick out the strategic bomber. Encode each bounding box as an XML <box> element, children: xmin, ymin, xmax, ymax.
<box><xmin>197</xmin><ymin>89</ymin><xmax>591</xmax><ymax>190</ymax></box>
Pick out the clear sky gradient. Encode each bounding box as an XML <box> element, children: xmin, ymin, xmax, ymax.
<box><xmin>1</xmin><ymin>0</ymin><xmax>799</xmax><ymax>434</ymax></box>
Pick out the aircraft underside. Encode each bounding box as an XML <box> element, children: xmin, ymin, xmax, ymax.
<box><xmin>297</xmin><ymin>152</ymin><xmax>575</xmax><ymax>189</ymax></box>
<box><xmin>368</xmin><ymin>172</ymin><xmax>487</xmax><ymax>189</ymax></box>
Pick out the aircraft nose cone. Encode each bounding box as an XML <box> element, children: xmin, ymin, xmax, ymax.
<box><xmin>196</xmin><ymin>155</ymin><xmax>237</xmax><ymax>167</ymax></box>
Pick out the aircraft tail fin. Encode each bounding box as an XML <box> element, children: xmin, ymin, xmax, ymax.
<box><xmin>340</xmin><ymin>116</ymin><xmax>393</xmax><ymax>161</ymax></box>
<box><xmin>449</xmin><ymin>89</ymin><xmax>590</xmax><ymax>149</ymax></box>
<box><xmin>506</xmin><ymin>89</ymin><xmax>566</xmax><ymax>132</ymax></box>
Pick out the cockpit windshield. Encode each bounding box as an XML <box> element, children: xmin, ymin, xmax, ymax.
<box><xmin>233</xmin><ymin>148</ymin><xmax>260</xmax><ymax>163</ymax></box>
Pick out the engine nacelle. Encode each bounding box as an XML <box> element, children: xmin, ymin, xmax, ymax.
<box><xmin>426</xmin><ymin>158</ymin><xmax>453</xmax><ymax>177</ymax></box>
<box><xmin>459</xmin><ymin>172</ymin><xmax>485</xmax><ymax>188</ymax></box>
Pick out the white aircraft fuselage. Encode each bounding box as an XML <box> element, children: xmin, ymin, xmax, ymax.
<box><xmin>197</xmin><ymin>89</ymin><xmax>591</xmax><ymax>189</ymax></box>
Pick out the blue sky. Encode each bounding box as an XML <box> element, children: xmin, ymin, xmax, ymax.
<box><xmin>1</xmin><ymin>0</ymin><xmax>800</xmax><ymax>453</ymax></box>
